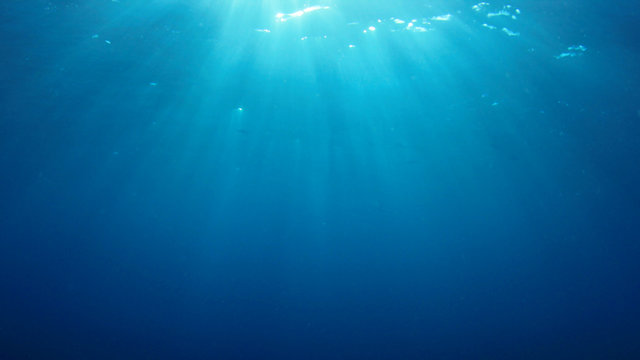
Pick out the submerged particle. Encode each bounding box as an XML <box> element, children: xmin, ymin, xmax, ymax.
<box><xmin>104</xmin><ymin>40</ymin><xmax>111</xmax><ymax>44</ymax></box>
<box><xmin>149</xmin><ymin>82</ymin><xmax>157</xmax><ymax>86</ymax></box>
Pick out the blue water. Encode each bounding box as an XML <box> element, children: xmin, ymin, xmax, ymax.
<box><xmin>1</xmin><ymin>1</ymin><xmax>639</xmax><ymax>358</ymax></box>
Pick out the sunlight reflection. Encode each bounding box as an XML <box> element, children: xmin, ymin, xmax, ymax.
<box><xmin>276</xmin><ymin>5</ymin><xmax>330</xmax><ymax>22</ymax></box>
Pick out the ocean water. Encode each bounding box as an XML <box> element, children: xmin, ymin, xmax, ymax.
<box><xmin>1</xmin><ymin>0</ymin><xmax>639</xmax><ymax>358</ymax></box>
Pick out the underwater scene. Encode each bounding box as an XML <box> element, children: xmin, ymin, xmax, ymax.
<box><xmin>1</xmin><ymin>0</ymin><xmax>639</xmax><ymax>358</ymax></box>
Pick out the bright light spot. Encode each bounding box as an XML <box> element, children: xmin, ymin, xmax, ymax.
<box><xmin>276</xmin><ymin>6</ymin><xmax>330</xmax><ymax>22</ymax></box>
<box><xmin>368</xmin><ymin>26</ymin><xmax>376</xmax><ymax>31</ymax></box>
<box><xmin>501</xmin><ymin>27</ymin><xmax>520</xmax><ymax>37</ymax></box>
<box><xmin>554</xmin><ymin>45</ymin><xmax>587</xmax><ymax>59</ymax></box>
<box><xmin>431</xmin><ymin>14</ymin><xmax>451</xmax><ymax>21</ymax></box>
<box><xmin>488</xmin><ymin>10</ymin><xmax>511</xmax><ymax>18</ymax></box>
<box><xmin>304</xmin><ymin>6</ymin><xmax>328</xmax><ymax>13</ymax></box>
<box><xmin>472</xmin><ymin>2</ymin><xmax>490</xmax><ymax>12</ymax></box>
<box><xmin>568</xmin><ymin>45</ymin><xmax>587</xmax><ymax>52</ymax></box>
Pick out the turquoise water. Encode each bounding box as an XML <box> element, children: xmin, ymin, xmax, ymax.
<box><xmin>1</xmin><ymin>1</ymin><xmax>639</xmax><ymax>358</ymax></box>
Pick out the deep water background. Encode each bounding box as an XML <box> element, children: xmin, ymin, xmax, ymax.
<box><xmin>1</xmin><ymin>0</ymin><xmax>640</xmax><ymax>359</ymax></box>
